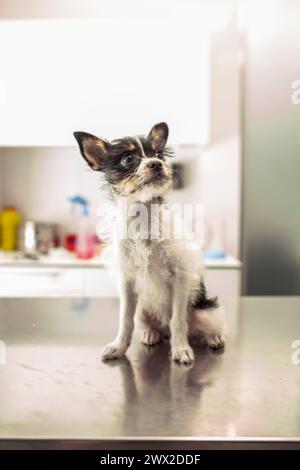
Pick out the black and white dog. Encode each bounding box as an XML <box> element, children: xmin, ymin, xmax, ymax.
<box><xmin>74</xmin><ymin>123</ymin><xmax>226</xmax><ymax>364</ymax></box>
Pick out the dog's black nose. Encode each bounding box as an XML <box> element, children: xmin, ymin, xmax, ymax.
<box><xmin>147</xmin><ymin>161</ymin><xmax>162</xmax><ymax>172</ymax></box>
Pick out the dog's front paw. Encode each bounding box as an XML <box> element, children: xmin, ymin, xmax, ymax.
<box><xmin>207</xmin><ymin>334</ymin><xmax>226</xmax><ymax>350</ymax></box>
<box><xmin>102</xmin><ymin>341</ymin><xmax>128</xmax><ymax>361</ymax></box>
<box><xmin>171</xmin><ymin>345</ymin><xmax>194</xmax><ymax>364</ymax></box>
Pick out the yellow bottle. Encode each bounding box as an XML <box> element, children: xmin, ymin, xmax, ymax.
<box><xmin>0</xmin><ymin>207</ymin><xmax>22</xmax><ymax>251</ymax></box>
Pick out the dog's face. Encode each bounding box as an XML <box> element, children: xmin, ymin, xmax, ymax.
<box><xmin>74</xmin><ymin>123</ymin><xmax>173</xmax><ymax>202</ymax></box>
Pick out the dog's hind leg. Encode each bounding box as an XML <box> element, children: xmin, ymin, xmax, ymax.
<box><xmin>189</xmin><ymin>306</ymin><xmax>227</xmax><ymax>350</ymax></box>
<box><xmin>189</xmin><ymin>280</ymin><xmax>226</xmax><ymax>350</ymax></box>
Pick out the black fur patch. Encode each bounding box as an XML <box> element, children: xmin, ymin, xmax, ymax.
<box><xmin>192</xmin><ymin>280</ymin><xmax>219</xmax><ymax>310</ymax></box>
<box><xmin>104</xmin><ymin>137</ymin><xmax>142</xmax><ymax>186</ymax></box>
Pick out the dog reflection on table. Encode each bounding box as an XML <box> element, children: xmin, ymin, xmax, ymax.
<box><xmin>106</xmin><ymin>343</ymin><xmax>224</xmax><ymax>436</ymax></box>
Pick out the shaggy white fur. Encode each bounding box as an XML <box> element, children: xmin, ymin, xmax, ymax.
<box><xmin>101</xmin><ymin>195</ymin><xmax>226</xmax><ymax>364</ymax></box>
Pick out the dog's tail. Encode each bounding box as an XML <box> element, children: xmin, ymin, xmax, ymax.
<box><xmin>192</xmin><ymin>280</ymin><xmax>219</xmax><ymax>310</ymax></box>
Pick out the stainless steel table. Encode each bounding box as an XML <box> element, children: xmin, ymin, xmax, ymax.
<box><xmin>0</xmin><ymin>297</ymin><xmax>300</xmax><ymax>449</ymax></box>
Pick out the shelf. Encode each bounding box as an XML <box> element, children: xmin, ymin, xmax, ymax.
<box><xmin>0</xmin><ymin>251</ymin><xmax>241</xmax><ymax>270</ymax></box>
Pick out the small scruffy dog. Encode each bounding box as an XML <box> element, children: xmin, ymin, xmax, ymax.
<box><xmin>74</xmin><ymin>123</ymin><xmax>226</xmax><ymax>364</ymax></box>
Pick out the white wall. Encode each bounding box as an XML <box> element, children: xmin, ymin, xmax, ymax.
<box><xmin>1</xmin><ymin>147</ymin><xmax>102</xmax><ymax>234</ymax></box>
<box><xmin>0</xmin><ymin>1</ymin><xmax>241</xmax><ymax>257</ymax></box>
<box><xmin>169</xmin><ymin>15</ymin><xmax>241</xmax><ymax>257</ymax></box>
<box><xmin>201</xmin><ymin>15</ymin><xmax>241</xmax><ymax>258</ymax></box>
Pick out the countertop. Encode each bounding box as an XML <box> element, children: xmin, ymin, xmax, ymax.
<box><xmin>0</xmin><ymin>296</ymin><xmax>299</xmax><ymax>450</ymax></box>
<box><xmin>0</xmin><ymin>251</ymin><xmax>242</xmax><ymax>269</ymax></box>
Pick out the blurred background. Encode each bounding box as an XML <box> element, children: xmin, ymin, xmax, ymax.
<box><xmin>0</xmin><ymin>0</ymin><xmax>299</xmax><ymax>298</ymax></box>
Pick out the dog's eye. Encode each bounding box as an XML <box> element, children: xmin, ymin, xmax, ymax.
<box><xmin>155</xmin><ymin>150</ymin><xmax>164</xmax><ymax>159</ymax></box>
<box><xmin>121</xmin><ymin>154</ymin><xmax>135</xmax><ymax>166</ymax></box>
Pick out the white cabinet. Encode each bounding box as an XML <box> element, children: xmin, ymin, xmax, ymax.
<box><xmin>82</xmin><ymin>267</ymin><xmax>241</xmax><ymax>301</ymax></box>
<box><xmin>0</xmin><ymin>16</ymin><xmax>210</xmax><ymax>146</ymax></box>
<box><xmin>0</xmin><ymin>265</ymin><xmax>240</xmax><ymax>299</ymax></box>
<box><xmin>205</xmin><ymin>268</ymin><xmax>241</xmax><ymax>303</ymax></box>
<box><xmin>83</xmin><ymin>269</ymin><xmax>118</xmax><ymax>297</ymax></box>
<box><xmin>0</xmin><ymin>268</ymin><xmax>82</xmax><ymax>297</ymax></box>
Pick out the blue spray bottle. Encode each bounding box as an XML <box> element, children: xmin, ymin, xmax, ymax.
<box><xmin>69</xmin><ymin>195</ymin><xmax>94</xmax><ymax>259</ymax></box>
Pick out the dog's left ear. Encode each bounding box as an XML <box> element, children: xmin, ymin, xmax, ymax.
<box><xmin>73</xmin><ymin>131</ymin><xmax>110</xmax><ymax>171</ymax></box>
<box><xmin>147</xmin><ymin>122</ymin><xmax>169</xmax><ymax>151</ymax></box>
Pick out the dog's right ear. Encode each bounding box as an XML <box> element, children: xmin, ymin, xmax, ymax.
<box><xmin>73</xmin><ymin>131</ymin><xmax>110</xmax><ymax>171</ymax></box>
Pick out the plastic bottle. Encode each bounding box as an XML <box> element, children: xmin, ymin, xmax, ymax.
<box><xmin>0</xmin><ymin>206</ymin><xmax>21</xmax><ymax>251</ymax></box>
<box><xmin>69</xmin><ymin>195</ymin><xmax>95</xmax><ymax>259</ymax></box>
<box><xmin>203</xmin><ymin>218</ymin><xmax>226</xmax><ymax>260</ymax></box>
